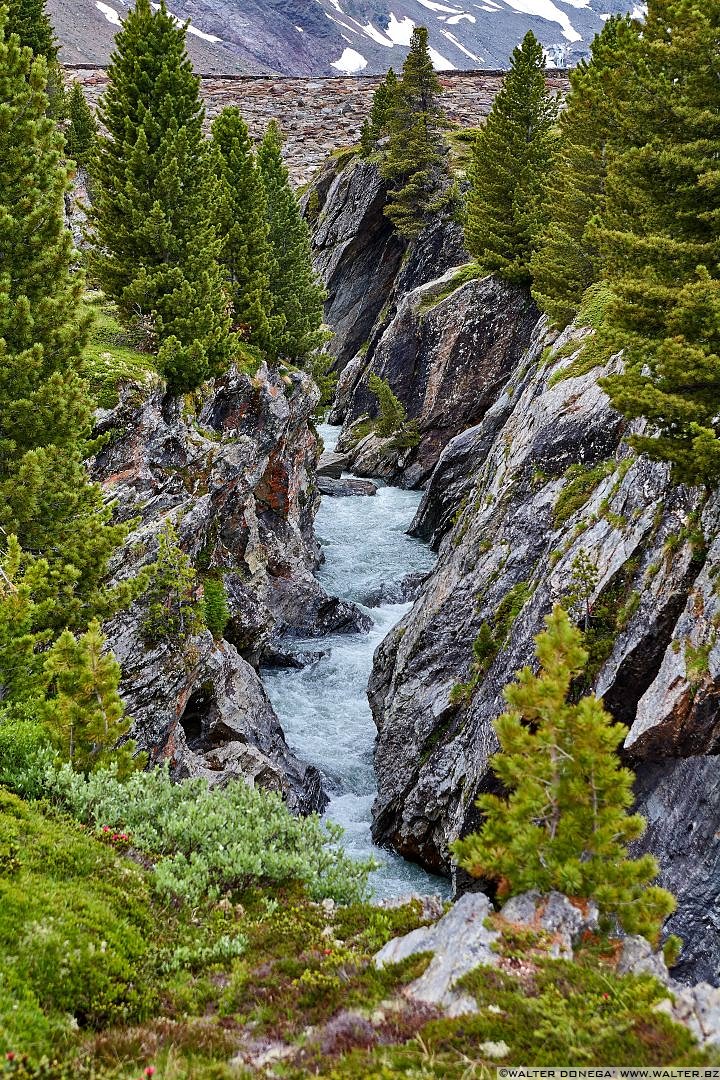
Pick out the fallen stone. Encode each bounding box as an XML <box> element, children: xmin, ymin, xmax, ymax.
<box><xmin>377</xmin><ymin>893</ymin><xmax>446</xmax><ymax>921</ymax></box>
<box><xmin>374</xmin><ymin>892</ymin><xmax>497</xmax><ymax>1015</ymax></box>
<box><xmin>317</xmin><ymin>451</ymin><xmax>350</xmax><ymax>478</ymax></box>
<box><xmin>317</xmin><ymin>475</ymin><xmax>378</xmax><ymax>496</ymax></box>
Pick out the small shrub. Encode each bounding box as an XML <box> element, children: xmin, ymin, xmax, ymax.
<box><xmin>554</xmin><ymin>459</ymin><xmax>615</xmax><ymax>526</ymax></box>
<box><xmin>142</xmin><ymin>523</ymin><xmax>205</xmax><ymax>645</ymax></box>
<box><xmin>38</xmin><ymin>763</ymin><xmax>373</xmax><ymax>906</ymax></box>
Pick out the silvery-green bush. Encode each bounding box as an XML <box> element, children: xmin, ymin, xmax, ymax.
<box><xmin>35</xmin><ymin>763</ymin><xmax>373</xmax><ymax>905</ymax></box>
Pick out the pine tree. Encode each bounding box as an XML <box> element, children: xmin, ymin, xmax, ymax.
<box><xmin>0</xmin><ymin>538</ymin><xmax>52</xmax><ymax>705</ymax></box>
<box><xmin>211</xmin><ymin>107</ymin><xmax>275</xmax><ymax>350</ymax></box>
<box><xmin>65</xmin><ymin>81</ymin><xmax>97</xmax><ymax>169</ymax></box>
<box><xmin>43</xmin><ymin>619</ymin><xmax>141</xmax><ymax>777</ymax></box>
<box><xmin>142</xmin><ymin>523</ymin><xmax>205</xmax><ymax>645</ymax></box>
<box><xmin>368</xmin><ymin>373</ymin><xmax>407</xmax><ymax>436</ymax></box>
<box><xmin>359</xmin><ymin>118</ymin><xmax>374</xmax><ymax>158</ymax></box>
<box><xmin>452</xmin><ymin>607</ymin><xmax>676</xmax><ymax>942</ymax></box>
<box><xmin>202</xmin><ymin>577</ymin><xmax>230</xmax><ymax>640</ymax></box>
<box><xmin>595</xmin><ymin>2</ymin><xmax>720</xmax><ymax>485</ymax></box>
<box><xmin>530</xmin><ymin>16</ymin><xmax>638</xmax><ymax>327</ymax></box>
<box><xmin>380</xmin><ymin>28</ymin><xmax>451</xmax><ymax>239</ymax></box>
<box><xmin>466</xmin><ymin>31</ymin><xmax>559</xmax><ymax>286</ymax></box>
<box><xmin>0</xmin><ymin>18</ymin><xmax>128</xmax><ymax>631</ymax></box>
<box><xmin>257</xmin><ymin>120</ymin><xmax>326</xmax><ymax>362</ymax></box>
<box><xmin>5</xmin><ymin>0</ymin><xmax>56</xmax><ymax>59</ymax></box>
<box><xmin>90</xmin><ymin>0</ymin><xmax>234</xmax><ymax>393</ymax></box>
<box><xmin>370</xmin><ymin>69</ymin><xmax>399</xmax><ymax>140</ymax></box>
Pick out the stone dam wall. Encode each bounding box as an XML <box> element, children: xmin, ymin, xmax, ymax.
<box><xmin>66</xmin><ymin>68</ymin><xmax>570</xmax><ymax>187</ymax></box>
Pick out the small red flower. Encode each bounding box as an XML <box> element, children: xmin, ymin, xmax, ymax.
<box><xmin>144</xmin><ymin>1068</ymin><xmax>156</xmax><ymax>1077</ymax></box>
<box><xmin>6</xmin><ymin>1052</ymin><xmax>16</xmax><ymax>1061</ymax></box>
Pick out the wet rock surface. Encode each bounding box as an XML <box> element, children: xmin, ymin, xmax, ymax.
<box><xmin>93</xmin><ymin>363</ymin><xmax>364</xmax><ymax>805</ymax></box>
<box><xmin>317</xmin><ymin>476</ymin><xmax>378</xmax><ymax>497</ymax></box>
<box><xmin>364</xmin><ymin>317</ymin><xmax>720</xmax><ymax>981</ymax></box>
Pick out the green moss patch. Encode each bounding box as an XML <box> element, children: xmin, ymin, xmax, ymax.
<box><xmin>80</xmin><ymin>292</ymin><xmax>159</xmax><ymax>409</ymax></box>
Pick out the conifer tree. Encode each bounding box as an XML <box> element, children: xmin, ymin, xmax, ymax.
<box><xmin>142</xmin><ymin>523</ymin><xmax>205</xmax><ymax>645</ymax></box>
<box><xmin>257</xmin><ymin>120</ymin><xmax>326</xmax><ymax>362</ymax></box>
<box><xmin>368</xmin><ymin>373</ymin><xmax>407</xmax><ymax>436</ymax></box>
<box><xmin>66</xmin><ymin>81</ymin><xmax>97</xmax><ymax>169</ymax></box>
<box><xmin>370</xmin><ymin>68</ymin><xmax>398</xmax><ymax>140</ymax></box>
<box><xmin>0</xmin><ymin>18</ymin><xmax>128</xmax><ymax>631</ymax></box>
<box><xmin>380</xmin><ymin>27</ymin><xmax>451</xmax><ymax>239</ymax></box>
<box><xmin>5</xmin><ymin>0</ymin><xmax>56</xmax><ymax>59</ymax></box>
<box><xmin>530</xmin><ymin>16</ymin><xmax>638</xmax><ymax>327</ymax></box>
<box><xmin>90</xmin><ymin>0</ymin><xmax>234</xmax><ymax>392</ymax></box>
<box><xmin>211</xmin><ymin>107</ymin><xmax>275</xmax><ymax>350</ymax></box>
<box><xmin>359</xmin><ymin>118</ymin><xmax>374</xmax><ymax>158</ymax></box>
<box><xmin>452</xmin><ymin>607</ymin><xmax>676</xmax><ymax>942</ymax></box>
<box><xmin>0</xmin><ymin>538</ymin><xmax>52</xmax><ymax>705</ymax></box>
<box><xmin>596</xmin><ymin>2</ymin><xmax>720</xmax><ymax>485</ymax></box>
<box><xmin>43</xmin><ymin>619</ymin><xmax>141</xmax><ymax>777</ymax></box>
<box><xmin>466</xmin><ymin>31</ymin><xmax>558</xmax><ymax>286</ymax></box>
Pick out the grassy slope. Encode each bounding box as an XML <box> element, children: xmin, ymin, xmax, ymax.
<box><xmin>80</xmin><ymin>293</ymin><xmax>160</xmax><ymax>409</ymax></box>
<box><xmin>0</xmin><ymin>790</ymin><xmax>713</xmax><ymax>1079</ymax></box>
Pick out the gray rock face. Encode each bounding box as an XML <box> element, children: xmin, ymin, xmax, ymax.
<box><xmin>367</xmin><ymin>318</ymin><xmax>720</xmax><ymax>981</ymax></box>
<box><xmin>309</xmin><ymin>157</ymin><xmax>404</xmax><ymax>370</ymax></box>
<box><xmin>317</xmin><ymin>476</ymin><xmax>378</xmax><ymax>496</ymax></box>
<box><xmin>375</xmin><ymin>891</ymin><xmax>497</xmax><ymax>1016</ymax></box>
<box><xmin>317</xmin><ymin>451</ymin><xmax>351</xmax><ymax>478</ymax></box>
<box><xmin>335</xmin><ymin>270</ymin><xmax>539</xmax><ymax>488</ymax></box>
<box><xmin>92</xmin><ymin>363</ymin><xmax>364</xmax><ymax>807</ymax></box>
<box><xmin>375</xmin><ymin>890</ymin><xmax>598</xmax><ymax>1016</ymax></box>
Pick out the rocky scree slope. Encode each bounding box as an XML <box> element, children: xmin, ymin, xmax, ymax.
<box><xmin>51</xmin><ymin>0</ymin><xmax>634</xmax><ymax>74</ymax></box>
<box><xmin>92</xmin><ymin>362</ymin><xmax>368</xmax><ymax>813</ymax></box>
<box><xmin>306</xmin><ymin>153</ymin><xmax>540</xmax><ymax>488</ymax></box>
<box><xmin>362</xmin><ymin>302</ymin><xmax>720</xmax><ymax>986</ymax></box>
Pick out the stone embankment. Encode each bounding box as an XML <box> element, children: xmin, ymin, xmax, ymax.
<box><xmin>65</xmin><ymin>68</ymin><xmax>569</xmax><ymax>186</ymax></box>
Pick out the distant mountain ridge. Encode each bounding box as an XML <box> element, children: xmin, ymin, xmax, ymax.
<box><xmin>50</xmin><ymin>0</ymin><xmax>639</xmax><ymax>76</ymax></box>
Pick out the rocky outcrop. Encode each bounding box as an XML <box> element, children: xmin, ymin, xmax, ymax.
<box><xmin>367</xmin><ymin>318</ymin><xmax>720</xmax><ymax>981</ymax></box>
<box><xmin>336</xmin><ymin>270</ymin><xmax>540</xmax><ymax>488</ymax></box>
<box><xmin>92</xmin><ymin>363</ymin><xmax>366</xmax><ymax>807</ymax></box>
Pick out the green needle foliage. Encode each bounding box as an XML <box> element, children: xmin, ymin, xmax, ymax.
<box><xmin>381</xmin><ymin>27</ymin><xmax>451</xmax><ymax>239</ymax></box>
<box><xmin>453</xmin><ymin>606</ymin><xmax>676</xmax><ymax>942</ymax></box>
<box><xmin>531</xmin><ymin>16</ymin><xmax>638</xmax><ymax>327</ymax></box>
<box><xmin>257</xmin><ymin>120</ymin><xmax>326</xmax><ymax>362</ymax></box>
<box><xmin>142</xmin><ymin>523</ymin><xmax>205</xmax><ymax>645</ymax></box>
<box><xmin>42</xmin><ymin>620</ymin><xmax>141</xmax><ymax>778</ymax></box>
<box><xmin>65</xmin><ymin>81</ymin><xmax>97</xmax><ymax>169</ymax></box>
<box><xmin>211</xmin><ymin>106</ymin><xmax>278</xmax><ymax>350</ymax></box>
<box><xmin>596</xmin><ymin>1</ymin><xmax>720</xmax><ymax>486</ymax></box>
<box><xmin>466</xmin><ymin>31</ymin><xmax>559</xmax><ymax>286</ymax></box>
<box><xmin>90</xmin><ymin>0</ymin><xmax>234</xmax><ymax>392</ymax></box>
<box><xmin>368</xmin><ymin>373</ymin><xmax>407</xmax><ymax>436</ymax></box>
<box><xmin>202</xmin><ymin>576</ymin><xmax>230</xmax><ymax>641</ymax></box>
<box><xmin>4</xmin><ymin>0</ymin><xmax>56</xmax><ymax>59</ymax></box>
<box><xmin>0</xmin><ymin>20</ymin><xmax>129</xmax><ymax>632</ymax></box>
<box><xmin>370</xmin><ymin>68</ymin><xmax>399</xmax><ymax>141</ymax></box>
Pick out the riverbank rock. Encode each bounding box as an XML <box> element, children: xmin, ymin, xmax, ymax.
<box><xmin>317</xmin><ymin>450</ymin><xmax>350</xmax><ymax>478</ymax></box>
<box><xmin>91</xmin><ymin>362</ymin><xmax>368</xmax><ymax>806</ymax></box>
<box><xmin>374</xmin><ymin>890</ymin><xmax>599</xmax><ymax>1016</ymax></box>
<box><xmin>367</xmin><ymin>313</ymin><xmax>720</xmax><ymax>982</ymax></box>
<box><xmin>317</xmin><ymin>476</ymin><xmax>378</xmax><ymax>496</ymax></box>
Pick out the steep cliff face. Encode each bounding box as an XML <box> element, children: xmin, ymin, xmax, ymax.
<box><xmin>308</xmin><ymin>155</ymin><xmax>542</xmax><ymax>488</ymax></box>
<box><xmin>365</xmin><ymin>310</ymin><xmax>720</xmax><ymax>982</ymax></box>
<box><xmin>92</xmin><ymin>363</ymin><xmax>367</xmax><ymax>811</ymax></box>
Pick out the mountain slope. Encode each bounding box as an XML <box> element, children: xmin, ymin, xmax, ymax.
<box><xmin>51</xmin><ymin>0</ymin><xmax>638</xmax><ymax>75</ymax></box>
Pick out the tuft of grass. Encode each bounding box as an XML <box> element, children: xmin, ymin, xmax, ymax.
<box><xmin>417</xmin><ymin>263</ymin><xmax>483</xmax><ymax>315</ymax></box>
<box><xmin>548</xmin><ymin>283</ymin><xmax>616</xmax><ymax>388</ymax></box>
<box><xmin>80</xmin><ymin>292</ymin><xmax>159</xmax><ymax>409</ymax></box>
<box><xmin>554</xmin><ymin>459</ymin><xmax>616</xmax><ymax>526</ymax></box>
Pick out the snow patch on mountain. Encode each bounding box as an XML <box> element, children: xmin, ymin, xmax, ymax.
<box><xmin>331</xmin><ymin>46</ymin><xmax>368</xmax><ymax>71</ymax></box>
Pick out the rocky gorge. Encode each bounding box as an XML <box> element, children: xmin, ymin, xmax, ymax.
<box><xmin>303</xmin><ymin>151</ymin><xmax>720</xmax><ymax>986</ymax></box>
<box><xmin>93</xmin><ymin>145</ymin><xmax>720</xmax><ymax>991</ymax></box>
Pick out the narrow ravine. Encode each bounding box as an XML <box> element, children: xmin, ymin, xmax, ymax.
<box><xmin>263</xmin><ymin>425</ymin><xmax>449</xmax><ymax>899</ymax></box>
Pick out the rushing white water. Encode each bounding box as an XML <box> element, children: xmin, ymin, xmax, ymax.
<box><xmin>263</xmin><ymin>425</ymin><xmax>450</xmax><ymax>899</ymax></box>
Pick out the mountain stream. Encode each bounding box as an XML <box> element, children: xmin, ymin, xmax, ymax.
<box><xmin>263</xmin><ymin>425</ymin><xmax>450</xmax><ymax>899</ymax></box>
